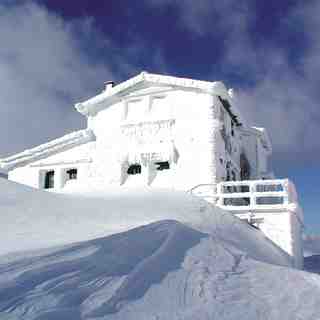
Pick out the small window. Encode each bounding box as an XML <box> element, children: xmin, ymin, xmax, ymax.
<box><xmin>155</xmin><ymin>161</ymin><xmax>170</xmax><ymax>171</ymax></box>
<box><xmin>44</xmin><ymin>170</ymin><xmax>54</xmax><ymax>189</ymax></box>
<box><xmin>66</xmin><ymin>168</ymin><xmax>77</xmax><ymax>180</ymax></box>
<box><xmin>127</xmin><ymin>164</ymin><xmax>142</xmax><ymax>175</ymax></box>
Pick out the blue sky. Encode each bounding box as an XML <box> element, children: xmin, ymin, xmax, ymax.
<box><xmin>0</xmin><ymin>1</ymin><xmax>319</xmax><ymax>233</ymax></box>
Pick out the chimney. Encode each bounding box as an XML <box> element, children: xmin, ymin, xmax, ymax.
<box><xmin>104</xmin><ymin>80</ymin><xmax>115</xmax><ymax>92</ymax></box>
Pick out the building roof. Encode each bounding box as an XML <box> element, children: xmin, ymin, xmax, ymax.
<box><xmin>75</xmin><ymin>72</ymin><xmax>242</xmax><ymax>121</ymax></box>
<box><xmin>0</xmin><ymin>129</ymin><xmax>95</xmax><ymax>172</ymax></box>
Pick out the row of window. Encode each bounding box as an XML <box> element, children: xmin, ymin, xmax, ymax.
<box><xmin>43</xmin><ymin>168</ymin><xmax>77</xmax><ymax>189</ymax></box>
<box><xmin>127</xmin><ymin>161</ymin><xmax>170</xmax><ymax>175</ymax></box>
<box><xmin>42</xmin><ymin>162</ymin><xmax>170</xmax><ymax>189</ymax></box>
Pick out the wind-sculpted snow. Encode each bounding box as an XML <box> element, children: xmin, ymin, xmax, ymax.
<box><xmin>304</xmin><ymin>255</ymin><xmax>320</xmax><ymax>274</ymax></box>
<box><xmin>2</xmin><ymin>178</ymin><xmax>320</xmax><ymax>319</ymax></box>
<box><xmin>0</xmin><ymin>178</ymin><xmax>290</xmax><ymax>267</ymax></box>
<box><xmin>304</xmin><ymin>235</ymin><xmax>320</xmax><ymax>257</ymax></box>
<box><xmin>0</xmin><ymin>221</ymin><xmax>205</xmax><ymax>319</ymax></box>
<box><xmin>1</xmin><ymin>221</ymin><xmax>320</xmax><ymax>319</ymax></box>
<box><xmin>302</xmin><ymin>236</ymin><xmax>320</xmax><ymax>274</ymax></box>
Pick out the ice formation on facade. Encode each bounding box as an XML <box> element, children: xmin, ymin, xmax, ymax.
<box><xmin>0</xmin><ymin>72</ymin><xmax>304</xmax><ymax>268</ymax></box>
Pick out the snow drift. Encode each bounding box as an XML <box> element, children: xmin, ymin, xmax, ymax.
<box><xmin>1</xmin><ymin>178</ymin><xmax>320</xmax><ymax>319</ymax></box>
<box><xmin>1</xmin><ymin>178</ymin><xmax>290</xmax><ymax>266</ymax></box>
<box><xmin>1</xmin><ymin>221</ymin><xmax>320</xmax><ymax>319</ymax></box>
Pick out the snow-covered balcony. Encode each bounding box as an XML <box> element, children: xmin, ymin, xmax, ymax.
<box><xmin>190</xmin><ymin>179</ymin><xmax>304</xmax><ymax>268</ymax></box>
<box><xmin>190</xmin><ymin>179</ymin><xmax>300</xmax><ymax>212</ymax></box>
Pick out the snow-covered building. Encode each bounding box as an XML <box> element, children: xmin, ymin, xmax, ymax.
<box><xmin>0</xmin><ymin>72</ymin><xmax>273</xmax><ymax>189</ymax></box>
<box><xmin>0</xmin><ymin>72</ymin><xmax>304</xmax><ymax>268</ymax></box>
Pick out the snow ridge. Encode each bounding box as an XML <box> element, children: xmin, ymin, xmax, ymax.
<box><xmin>1</xmin><ymin>220</ymin><xmax>320</xmax><ymax>320</ymax></box>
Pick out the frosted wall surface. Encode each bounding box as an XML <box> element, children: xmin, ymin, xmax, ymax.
<box><xmin>88</xmin><ymin>89</ymin><xmax>215</xmax><ymax>190</ymax></box>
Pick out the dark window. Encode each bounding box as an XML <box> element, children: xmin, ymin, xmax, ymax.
<box><xmin>226</xmin><ymin>162</ymin><xmax>231</xmax><ymax>181</ymax></box>
<box><xmin>240</xmin><ymin>153</ymin><xmax>251</xmax><ymax>180</ymax></box>
<box><xmin>155</xmin><ymin>161</ymin><xmax>170</xmax><ymax>170</ymax></box>
<box><xmin>127</xmin><ymin>164</ymin><xmax>142</xmax><ymax>175</ymax></box>
<box><xmin>44</xmin><ymin>170</ymin><xmax>54</xmax><ymax>189</ymax></box>
<box><xmin>66</xmin><ymin>168</ymin><xmax>77</xmax><ymax>180</ymax></box>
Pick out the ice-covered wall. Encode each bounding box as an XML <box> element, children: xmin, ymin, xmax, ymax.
<box><xmin>214</xmin><ymin>98</ymin><xmax>243</xmax><ymax>182</ymax></box>
<box><xmin>236</xmin><ymin>207</ymin><xmax>304</xmax><ymax>269</ymax></box>
<box><xmin>9</xmin><ymin>142</ymin><xmax>95</xmax><ymax>189</ymax></box>
<box><xmin>86</xmin><ymin>88</ymin><xmax>218</xmax><ymax>190</ymax></box>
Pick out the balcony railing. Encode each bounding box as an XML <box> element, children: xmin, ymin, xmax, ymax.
<box><xmin>189</xmin><ymin>179</ymin><xmax>298</xmax><ymax>211</ymax></box>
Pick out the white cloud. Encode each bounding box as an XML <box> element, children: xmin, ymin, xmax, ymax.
<box><xmin>0</xmin><ymin>2</ymin><xmax>115</xmax><ymax>156</ymax></box>
<box><xmin>235</xmin><ymin>2</ymin><xmax>320</xmax><ymax>163</ymax></box>
<box><xmin>2</xmin><ymin>1</ymin><xmax>319</xmax><ymax>165</ymax></box>
<box><xmin>148</xmin><ymin>0</ymin><xmax>320</xmax><ymax>164</ymax></box>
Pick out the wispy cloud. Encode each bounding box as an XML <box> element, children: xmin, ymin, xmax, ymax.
<box><xmin>235</xmin><ymin>2</ymin><xmax>320</xmax><ymax>164</ymax></box>
<box><xmin>147</xmin><ymin>0</ymin><xmax>320</xmax><ymax>165</ymax></box>
<box><xmin>0</xmin><ymin>2</ymin><xmax>117</xmax><ymax>156</ymax></box>
<box><xmin>1</xmin><ymin>1</ymin><xmax>319</xmax><ymax>166</ymax></box>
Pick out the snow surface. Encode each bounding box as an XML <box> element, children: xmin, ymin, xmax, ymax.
<box><xmin>1</xmin><ymin>178</ymin><xmax>320</xmax><ymax>319</ymax></box>
<box><xmin>303</xmin><ymin>236</ymin><xmax>320</xmax><ymax>274</ymax></box>
<box><xmin>0</xmin><ymin>178</ymin><xmax>290</xmax><ymax>266</ymax></box>
<box><xmin>304</xmin><ymin>235</ymin><xmax>320</xmax><ymax>257</ymax></box>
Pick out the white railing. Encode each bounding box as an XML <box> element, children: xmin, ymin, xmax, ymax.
<box><xmin>189</xmin><ymin>179</ymin><xmax>298</xmax><ymax>211</ymax></box>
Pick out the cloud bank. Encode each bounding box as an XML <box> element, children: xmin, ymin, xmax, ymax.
<box><xmin>0</xmin><ymin>2</ymin><xmax>114</xmax><ymax>156</ymax></box>
<box><xmin>147</xmin><ymin>0</ymin><xmax>320</xmax><ymax>165</ymax></box>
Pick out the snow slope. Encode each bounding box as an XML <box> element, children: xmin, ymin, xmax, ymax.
<box><xmin>303</xmin><ymin>235</ymin><xmax>320</xmax><ymax>274</ymax></box>
<box><xmin>304</xmin><ymin>235</ymin><xmax>320</xmax><ymax>257</ymax></box>
<box><xmin>0</xmin><ymin>178</ymin><xmax>290</xmax><ymax>266</ymax></box>
<box><xmin>1</xmin><ymin>179</ymin><xmax>320</xmax><ymax>319</ymax></box>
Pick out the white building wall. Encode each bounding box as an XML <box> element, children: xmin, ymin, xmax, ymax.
<box><xmin>237</xmin><ymin>208</ymin><xmax>304</xmax><ymax>269</ymax></box>
<box><xmin>214</xmin><ymin>99</ymin><xmax>243</xmax><ymax>183</ymax></box>
<box><xmin>9</xmin><ymin>166</ymin><xmax>40</xmax><ymax>188</ymax></box>
<box><xmin>9</xmin><ymin>142</ymin><xmax>95</xmax><ymax>189</ymax></box>
<box><xmin>87</xmin><ymin>89</ymin><xmax>217</xmax><ymax>190</ymax></box>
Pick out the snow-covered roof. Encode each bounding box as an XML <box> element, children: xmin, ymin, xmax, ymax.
<box><xmin>0</xmin><ymin>129</ymin><xmax>96</xmax><ymax>172</ymax></box>
<box><xmin>75</xmin><ymin>72</ymin><xmax>241</xmax><ymax>120</ymax></box>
